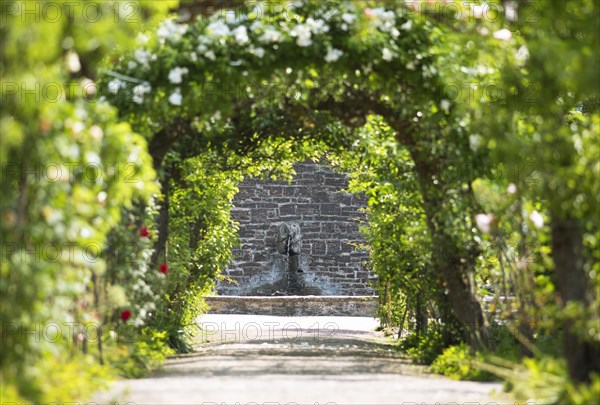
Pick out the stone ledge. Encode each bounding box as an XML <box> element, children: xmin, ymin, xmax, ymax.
<box><xmin>205</xmin><ymin>295</ymin><xmax>379</xmax><ymax>317</ymax></box>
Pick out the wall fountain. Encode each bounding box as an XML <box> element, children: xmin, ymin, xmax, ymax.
<box><xmin>275</xmin><ymin>222</ymin><xmax>305</xmax><ymax>294</ymax></box>
<box><xmin>218</xmin><ymin>161</ymin><xmax>374</xmax><ymax>297</ymax></box>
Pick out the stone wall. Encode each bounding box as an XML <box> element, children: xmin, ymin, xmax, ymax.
<box><xmin>217</xmin><ymin>161</ymin><xmax>375</xmax><ymax>296</ymax></box>
<box><xmin>206</xmin><ymin>296</ymin><xmax>378</xmax><ymax>316</ymax></box>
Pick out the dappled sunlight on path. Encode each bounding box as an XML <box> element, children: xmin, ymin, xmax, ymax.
<box><xmin>92</xmin><ymin>315</ymin><xmax>508</xmax><ymax>404</ymax></box>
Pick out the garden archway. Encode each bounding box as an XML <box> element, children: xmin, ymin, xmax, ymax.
<box><xmin>100</xmin><ymin>1</ymin><xmax>488</xmax><ymax>344</ymax></box>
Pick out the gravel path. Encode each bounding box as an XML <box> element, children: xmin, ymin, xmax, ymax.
<box><xmin>91</xmin><ymin>315</ymin><xmax>509</xmax><ymax>404</ymax></box>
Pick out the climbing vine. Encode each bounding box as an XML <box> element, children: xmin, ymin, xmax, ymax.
<box><xmin>98</xmin><ymin>0</ymin><xmax>599</xmax><ymax>391</ymax></box>
<box><xmin>99</xmin><ymin>0</ymin><xmax>492</xmax><ymax>345</ymax></box>
<box><xmin>1</xmin><ymin>0</ymin><xmax>598</xmax><ymax>403</ymax></box>
<box><xmin>331</xmin><ymin>118</ymin><xmax>439</xmax><ymax>335</ymax></box>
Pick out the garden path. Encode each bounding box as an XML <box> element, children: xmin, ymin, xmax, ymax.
<box><xmin>91</xmin><ymin>314</ymin><xmax>508</xmax><ymax>404</ymax></box>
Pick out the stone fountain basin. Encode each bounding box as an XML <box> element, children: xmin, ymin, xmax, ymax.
<box><xmin>205</xmin><ymin>295</ymin><xmax>378</xmax><ymax>317</ymax></box>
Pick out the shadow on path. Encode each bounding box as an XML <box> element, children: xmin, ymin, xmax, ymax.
<box><xmin>91</xmin><ymin>315</ymin><xmax>508</xmax><ymax>404</ymax></box>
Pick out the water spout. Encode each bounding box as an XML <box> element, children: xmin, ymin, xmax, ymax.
<box><xmin>275</xmin><ymin>222</ymin><xmax>304</xmax><ymax>297</ymax></box>
<box><xmin>249</xmin><ymin>221</ymin><xmax>321</xmax><ymax>296</ymax></box>
<box><xmin>277</xmin><ymin>223</ymin><xmax>300</xmax><ymax>253</ymax></box>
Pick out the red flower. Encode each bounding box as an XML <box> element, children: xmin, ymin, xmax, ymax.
<box><xmin>139</xmin><ymin>226</ymin><xmax>150</xmax><ymax>237</ymax></box>
<box><xmin>120</xmin><ymin>309</ymin><xmax>132</xmax><ymax>322</ymax></box>
<box><xmin>159</xmin><ymin>263</ymin><xmax>168</xmax><ymax>274</ymax></box>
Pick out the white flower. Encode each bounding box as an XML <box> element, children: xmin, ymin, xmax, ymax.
<box><xmin>515</xmin><ymin>45</ymin><xmax>530</xmax><ymax>64</ymax></box>
<box><xmin>81</xmin><ymin>78</ymin><xmax>96</xmax><ymax>96</ymax></box>
<box><xmin>477</xmin><ymin>65</ymin><xmax>494</xmax><ymax>75</ymax></box>
<box><xmin>132</xmin><ymin>82</ymin><xmax>152</xmax><ymax>104</ymax></box>
<box><xmin>507</xmin><ymin>183</ymin><xmax>517</xmax><ymax>194</ymax></box>
<box><xmin>306</xmin><ymin>17</ymin><xmax>329</xmax><ymax>34</ymax></box>
<box><xmin>71</xmin><ymin>121</ymin><xmax>85</xmax><ymax>135</ymax></box>
<box><xmin>206</xmin><ymin>21</ymin><xmax>231</xmax><ymax>38</ymax></box>
<box><xmin>461</xmin><ymin>66</ymin><xmax>477</xmax><ymax>76</ymax></box>
<box><xmin>136</xmin><ymin>33</ymin><xmax>149</xmax><ymax>44</ymax></box>
<box><xmin>134</xmin><ymin>49</ymin><xmax>148</xmax><ymax>64</ymax></box>
<box><xmin>341</xmin><ymin>12</ymin><xmax>356</xmax><ymax>24</ymax></box>
<box><xmin>97</xmin><ymin>191</ymin><xmax>107</xmax><ymax>203</ymax></box>
<box><xmin>469</xmin><ymin>134</ymin><xmax>483</xmax><ymax>151</ymax></box>
<box><xmin>250</xmin><ymin>20</ymin><xmax>263</xmax><ymax>33</ymax></box>
<box><xmin>493</xmin><ymin>28</ymin><xmax>513</xmax><ymax>41</ymax></box>
<box><xmin>168</xmin><ymin>88</ymin><xmax>182</xmax><ymax>106</ymax></box>
<box><xmin>291</xmin><ymin>24</ymin><xmax>312</xmax><ymax>47</ymax></box>
<box><xmin>382</xmin><ymin>48</ymin><xmax>395</xmax><ymax>61</ymax></box>
<box><xmin>297</xmin><ymin>36</ymin><xmax>312</xmax><ymax>47</ymax></box>
<box><xmin>67</xmin><ymin>143</ymin><xmax>80</xmax><ymax>159</ymax></box>
<box><xmin>440</xmin><ymin>99</ymin><xmax>451</xmax><ymax>110</ymax></box>
<box><xmin>157</xmin><ymin>19</ymin><xmax>187</xmax><ymax>43</ymax></box>
<box><xmin>406</xmin><ymin>61</ymin><xmax>416</xmax><ymax>70</ymax></box>
<box><xmin>107</xmin><ymin>79</ymin><xmax>125</xmax><ymax>94</ymax></box>
<box><xmin>232</xmin><ymin>25</ymin><xmax>249</xmax><ymax>45</ymax></box>
<box><xmin>529</xmin><ymin>210</ymin><xmax>544</xmax><ymax>228</ymax></box>
<box><xmin>400</xmin><ymin>20</ymin><xmax>412</xmax><ymax>30</ymax></box>
<box><xmin>205</xmin><ymin>50</ymin><xmax>216</xmax><ymax>61</ymax></box>
<box><xmin>168</xmin><ymin>67</ymin><xmax>189</xmax><ymax>84</ymax></box>
<box><xmin>324</xmin><ymin>48</ymin><xmax>343</xmax><ymax>63</ymax></box>
<box><xmin>259</xmin><ymin>26</ymin><xmax>282</xmax><ymax>43</ymax></box>
<box><xmin>80</xmin><ymin>227</ymin><xmax>92</xmax><ymax>239</ymax></box>
<box><xmin>89</xmin><ymin>125</ymin><xmax>103</xmax><ymax>141</ymax></box>
<box><xmin>475</xmin><ymin>213</ymin><xmax>495</xmax><ymax>233</ymax></box>
<box><xmin>249</xmin><ymin>46</ymin><xmax>265</xmax><ymax>58</ymax></box>
<box><xmin>251</xmin><ymin>2</ymin><xmax>263</xmax><ymax>16</ymax></box>
<box><xmin>504</xmin><ymin>1</ymin><xmax>518</xmax><ymax>22</ymax></box>
<box><xmin>85</xmin><ymin>151</ymin><xmax>101</xmax><ymax>165</ymax></box>
<box><xmin>369</xmin><ymin>7</ymin><xmax>396</xmax><ymax>32</ymax></box>
<box><xmin>127</xmin><ymin>61</ymin><xmax>137</xmax><ymax>69</ymax></box>
<box><xmin>471</xmin><ymin>4</ymin><xmax>485</xmax><ymax>19</ymax></box>
<box><xmin>134</xmin><ymin>48</ymin><xmax>153</xmax><ymax>67</ymax></box>
<box><xmin>65</xmin><ymin>51</ymin><xmax>81</xmax><ymax>73</ymax></box>
<box><xmin>74</xmin><ymin>107</ymin><xmax>87</xmax><ymax>120</ymax></box>
<box><xmin>224</xmin><ymin>10</ymin><xmax>238</xmax><ymax>24</ymax></box>
<box><xmin>380</xmin><ymin>9</ymin><xmax>396</xmax><ymax>22</ymax></box>
<box><xmin>370</xmin><ymin>7</ymin><xmax>395</xmax><ymax>21</ymax></box>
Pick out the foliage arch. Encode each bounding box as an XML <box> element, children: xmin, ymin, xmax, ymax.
<box><xmin>100</xmin><ymin>1</ymin><xmax>494</xmax><ymax>344</ymax></box>
<box><xmin>2</xmin><ymin>0</ymin><xmax>599</xmax><ymax>401</ymax></box>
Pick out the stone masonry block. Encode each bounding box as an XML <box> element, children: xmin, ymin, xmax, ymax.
<box><xmin>220</xmin><ymin>161</ymin><xmax>375</xmax><ymax>296</ymax></box>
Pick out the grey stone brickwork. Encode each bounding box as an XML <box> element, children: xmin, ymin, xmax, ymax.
<box><xmin>206</xmin><ymin>296</ymin><xmax>378</xmax><ymax>316</ymax></box>
<box><xmin>217</xmin><ymin>161</ymin><xmax>375</xmax><ymax>296</ymax></box>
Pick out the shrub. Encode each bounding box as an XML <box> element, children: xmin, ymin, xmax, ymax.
<box><xmin>430</xmin><ymin>343</ymin><xmax>496</xmax><ymax>381</ymax></box>
<box><xmin>400</xmin><ymin>326</ymin><xmax>445</xmax><ymax>365</ymax></box>
<box><xmin>559</xmin><ymin>374</ymin><xmax>600</xmax><ymax>405</ymax></box>
<box><xmin>112</xmin><ymin>328</ymin><xmax>175</xmax><ymax>379</ymax></box>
